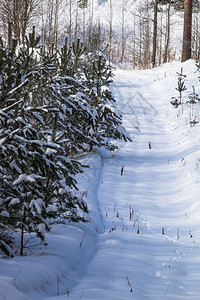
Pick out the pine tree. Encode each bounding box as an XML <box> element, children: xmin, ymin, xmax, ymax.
<box><xmin>72</xmin><ymin>38</ymin><xmax>86</xmax><ymax>72</ymax></box>
<box><xmin>84</xmin><ymin>54</ymin><xmax>131</xmax><ymax>150</ymax></box>
<box><xmin>171</xmin><ymin>67</ymin><xmax>187</xmax><ymax>107</ymax></box>
<box><xmin>182</xmin><ymin>0</ymin><xmax>193</xmax><ymax>62</ymax></box>
<box><xmin>0</xmin><ymin>28</ymin><xmax>130</xmax><ymax>256</ymax></box>
<box><xmin>0</xmin><ymin>35</ymin><xmax>48</xmax><ymax>255</ymax></box>
<box><xmin>0</xmin><ymin>31</ymin><xmax>88</xmax><ymax>256</ymax></box>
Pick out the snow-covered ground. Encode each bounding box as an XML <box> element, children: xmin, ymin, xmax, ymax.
<box><xmin>1</xmin><ymin>59</ymin><xmax>200</xmax><ymax>299</ymax></box>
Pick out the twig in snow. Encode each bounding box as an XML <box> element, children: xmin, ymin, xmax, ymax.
<box><xmin>184</xmin><ymin>213</ymin><xmax>190</xmax><ymax>219</ymax></box>
<box><xmin>79</xmin><ymin>232</ymin><xmax>86</xmax><ymax>247</ymax></box>
<box><xmin>13</xmin><ymin>268</ymin><xmax>22</xmax><ymax>282</ymax></box>
<box><xmin>57</xmin><ymin>274</ymin><xmax>59</xmax><ymax>296</ymax></box>
<box><xmin>189</xmin><ymin>230</ymin><xmax>193</xmax><ymax>238</ymax></box>
<box><xmin>126</xmin><ymin>276</ymin><xmax>133</xmax><ymax>293</ymax></box>
<box><xmin>177</xmin><ymin>228</ymin><xmax>180</xmax><ymax>240</ymax></box>
<box><xmin>164</xmin><ymin>285</ymin><xmax>170</xmax><ymax>296</ymax></box>
<box><xmin>116</xmin><ymin>209</ymin><xmax>119</xmax><ymax>217</ymax></box>
<box><xmin>80</xmin><ymin>291</ymin><xmax>84</xmax><ymax>298</ymax></box>
<box><xmin>121</xmin><ymin>166</ymin><xmax>124</xmax><ymax>175</ymax></box>
<box><xmin>109</xmin><ymin>224</ymin><xmax>116</xmax><ymax>233</ymax></box>
<box><xmin>129</xmin><ymin>209</ymin><xmax>134</xmax><ymax>221</ymax></box>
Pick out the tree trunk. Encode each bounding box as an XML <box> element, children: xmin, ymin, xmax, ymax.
<box><xmin>20</xmin><ymin>224</ymin><xmax>24</xmax><ymax>256</ymax></box>
<box><xmin>20</xmin><ymin>206</ymin><xmax>26</xmax><ymax>256</ymax></box>
<box><xmin>132</xmin><ymin>14</ymin><xmax>136</xmax><ymax>69</ymax></box>
<box><xmin>181</xmin><ymin>0</ymin><xmax>193</xmax><ymax>62</ymax></box>
<box><xmin>152</xmin><ymin>0</ymin><xmax>158</xmax><ymax>67</ymax></box>
<box><xmin>120</xmin><ymin>0</ymin><xmax>125</xmax><ymax>64</ymax></box>
<box><xmin>48</xmin><ymin>0</ymin><xmax>53</xmax><ymax>47</ymax></box>
<box><xmin>159</xmin><ymin>15</ymin><xmax>163</xmax><ymax>66</ymax></box>
<box><xmin>54</xmin><ymin>0</ymin><xmax>59</xmax><ymax>50</ymax></box>
<box><xmin>108</xmin><ymin>0</ymin><xmax>113</xmax><ymax>65</ymax></box>
<box><xmin>75</xmin><ymin>2</ymin><xmax>79</xmax><ymax>41</ymax></box>
<box><xmin>69</xmin><ymin>0</ymin><xmax>72</xmax><ymax>45</ymax></box>
<box><xmin>163</xmin><ymin>0</ymin><xmax>171</xmax><ymax>63</ymax></box>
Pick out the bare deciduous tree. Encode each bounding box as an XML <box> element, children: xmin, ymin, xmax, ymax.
<box><xmin>163</xmin><ymin>0</ymin><xmax>171</xmax><ymax>63</ymax></box>
<box><xmin>120</xmin><ymin>0</ymin><xmax>126</xmax><ymax>64</ymax></box>
<box><xmin>0</xmin><ymin>0</ymin><xmax>40</xmax><ymax>44</ymax></box>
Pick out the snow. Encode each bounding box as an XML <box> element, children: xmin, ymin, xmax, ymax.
<box><xmin>29</xmin><ymin>112</ymin><xmax>45</xmax><ymax>125</ymax></box>
<box><xmin>0</xmin><ymin>137</ymin><xmax>7</xmax><ymax>146</ymax></box>
<box><xmin>46</xmin><ymin>148</ymin><xmax>57</xmax><ymax>156</ymax></box>
<box><xmin>8</xmin><ymin>198</ymin><xmax>20</xmax><ymax>206</ymax></box>
<box><xmin>1</xmin><ymin>60</ymin><xmax>200</xmax><ymax>299</ymax></box>
<box><xmin>10</xmin><ymin>162</ymin><xmax>22</xmax><ymax>174</ymax></box>
<box><xmin>29</xmin><ymin>199</ymin><xmax>44</xmax><ymax>215</ymax></box>
<box><xmin>12</xmin><ymin>174</ymin><xmax>44</xmax><ymax>186</ymax></box>
<box><xmin>0</xmin><ymin>211</ymin><xmax>10</xmax><ymax>217</ymax></box>
<box><xmin>36</xmin><ymin>224</ymin><xmax>46</xmax><ymax>236</ymax></box>
<box><xmin>13</xmin><ymin>174</ymin><xmax>36</xmax><ymax>185</ymax></box>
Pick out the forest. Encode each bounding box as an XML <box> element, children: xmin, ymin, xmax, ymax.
<box><xmin>0</xmin><ymin>0</ymin><xmax>198</xmax><ymax>259</ymax></box>
<box><xmin>0</xmin><ymin>0</ymin><xmax>199</xmax><ymax>68</ymax></box>
<box><xmin>1</xmin><ymin>1</ymin><xmax>200</xmax><ymax>299</ymax></box>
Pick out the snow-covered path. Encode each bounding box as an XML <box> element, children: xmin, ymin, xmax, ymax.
<box><xmin>1</xmin><ymin>62</ymin><xmax>200</xmax><ymax>300</ymax></box>
<box><xmin>64</xmin><ymin>63</ymin><xmax>200</xmax><ymax>299</ymax></box>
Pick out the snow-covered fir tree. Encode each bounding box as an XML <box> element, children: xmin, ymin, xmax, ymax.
<box><xmin>0</xmin><ymin>27</ymin><xmax>130</xmax><ymax>256</ymax></box>
<box><xmin>0</xmin><ymin>32</ymin><xmax>88</xmax><ymax>256</ymax></box>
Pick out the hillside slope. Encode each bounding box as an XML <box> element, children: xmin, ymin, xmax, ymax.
<box><xmin>1</xmin><ymin>60</ymin><xmax>200</xmax><ymax>299</ymax></box>
<box><xmin>63</xmin><ymin>59</ymin><xmax>200</xmax><ymax>299</ymax></box>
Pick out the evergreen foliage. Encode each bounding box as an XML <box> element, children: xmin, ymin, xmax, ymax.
<box><xmin>171</xmin><ymin>68</ymin><xmax>187</xmax><ymax>107</ymax></box>
<box><xmin>83</xmin><ymin>54</ymin><xmax>130</xmax><ymax>150</ymax></box>
<box><xmin>0</xmin><ymin>27</ymin><xmax>129</xmax><ymax>256</ymax></box>
<box><xmin>72</xmin><ymin>38</ymin><xmax>86</xmax><ymax>72</ymax></box>
<box><xmin>78</xmin><ymin>0</ymin><xmax>88</xmax><ymax>9</ymax></box>
<box><xmin>187</xmin><ymin>86</ymin><xmax>200</xmax><ymax>125</ymax></box>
